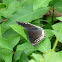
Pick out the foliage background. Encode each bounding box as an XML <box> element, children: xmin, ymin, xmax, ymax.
<box><xmin>0</xmin><ymin>0</ymin><xmax>62</xmax><ymax>62</ymax></box>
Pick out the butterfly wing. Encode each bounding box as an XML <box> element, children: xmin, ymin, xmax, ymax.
<box><xmin>16</xmin><ymin>21</ymin><xmax>46</xmax><ymax>47</ymax></box>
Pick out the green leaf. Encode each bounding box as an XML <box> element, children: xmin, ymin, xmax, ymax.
<box><xmin>31</xmin><ymin>19</ymin><xmax>42</xmax><ymax>26</ymax></box>
<box><xmin>14</xmin><ymin>48</ymin><xmax>36</xmax><ymax>61</ymax></box>
<box><xmin>3</xmin><ymin>6</ymin><xmax>49</xmax><ymax>26</ymax></box>
<box><xmin>15</xmin><ymin>42</ymin><xmax>36</xmax><ymax>61</ymax></box>
<box><xmin>14</xmin><ymin>51</ymin><xmax>22</xmax><ymax>61</ymax></box>
<box><xmin>7</xmin><ymin>35</ymin><xmax>20</xmax><ymax>48</ymax></box>
<box><xmin>29</xmin><ymin>53</ymin><xmax>44</xmax><ymax>62</ymax></box>
<box><xmin>17</xmin><ymin>42</ymin><xmax>36</xmax><ymax>53</ymax></box>
<box><xmin>29</xmin><ymin>59</ymin><xmax>36</xmax><ymax>62</ymax></box>
<box><xmin>0</xmin><ymin>16</ymin><xmax>4</xmax><ymax>21</ymax></box>
<box><xmin>0</xmin><ymin>38</ymin><xmax>12</xmax><ymax>50</ymax></box>
<box><xmin>2</xmin><ymin>28</ymin><xmax>18</xmax><ymax>39</ymax></box>
<box><xmin>43</xmin><ymin>23</ymin><xmax>52</xmax><ymax>29</ymax></box>
<box><xmin>53</xmin><ymin>0</ymin><xmax>62</xmax><ymax>13</ymax></box>
<box><xmin>1</xmin><ymin>25</ymin><xmax>10</xmax><ymax>36</ymax></box>
<box><xmin>0</xmin><ymin>49</ymin><xmax>13</xmax><ymax>62</ymax></box>
<box><xmin>52</xmin><ymin>30</ymin><xmax>62</xmax><ymax>43</ymax></box>
<box><xmin>0</xmin><ymin>53</ymin><xmax>4</xmax><ymax>62</ymax></box>
<box><xmin>52</xmin><ymin>22</ymin><xmax>62</xmax><ymax>44</ymax></box>
<box><xmin>0</xmin><ymin>3</ymin><xmax>6</xmax><ymax>9</ymax></box>
<box><xmin>45</xmin><ymin>29</ymin><xmax>54</xmax><ymax>39</ymax></box>
<box><xmin>20</xmin><ymin>0</ymin><xmax>33</xmax><ymax>6</ymax></box>
<box><xmin>19</xmin><ymin>52</ymin><xmax>29</xmax><ymax>62</ymax></box>
<box><xmin>2</xmin><ymin>0</ymin><xmax>15</xmax><ymax>6</ymax></box>
<box><xmin>10</xmin><ymin>24</ymin><xmax>28</xmax><ymax>41</ymax></box>
<box><xmin>33</xmin><ymin>0</ymin><xmax>51</xmax><ymax>11</ymax></box>
<box><xmin>53</xmin><ymin>0</ymin><xmax>62</xmax><ymax>7</ymax></box>
<box><xmin>56</xmin><ymin>16</ymin><xmax>62</xmax><ymax>21</ymax></box>
<box><xmin>0</xmin><ymin>26</ymin><xmax>1</xmax><ymax>38</ymax></box>
<box><xmin>0</xmin><ymin>0</ymin><xmax>22</xmax><ymax>18</ymax></box>
<box><xmin>29</xmin><ymin>51</ymin><xmax>62</xmax><ymax>62</ymax></box>
<box><xmin>0</xmin><ymin>34</ymin><xmax>20</xmax><ymax>50</ymax></box>
<box><xmin>17</xmin><ymin>42</ymin><xmax>36</xmax><ymax>51</ymax></box>
<box><xmin>52</xmin><ymin>22</ymin><xmax>62</xmax><ymax>31</ymax></box>
<box><xmin>48</xmin><ymin>27</ymin><xmax>62</xmax><ymax>60</ymax></box>
<box><xmin>24</xmin><ymin>48</ymin><xmax>36</xmax><ymax>56</ymax></box>
<box><xmin>46</xmin><ymin>16</ymin><xmax>52</xmax><ymax>24</ymax></box>
<box><xmin>44</xmin><ymin>51</ymin><xmax>62</xmax><ymax>62</ymax></box>
<box><xmin>37</xmin><ymin>37</ymin><xmax>51</xmax><ymax>53</ymax></box>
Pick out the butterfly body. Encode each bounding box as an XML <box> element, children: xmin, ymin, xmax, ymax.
<box><xmin>16</xmin><ymin>21</ymin><xmax>46</xmax><ymax>47</ymax></box>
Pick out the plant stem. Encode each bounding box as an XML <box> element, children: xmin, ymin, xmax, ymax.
<box><xmin>48</xmin><ymin>26</ymin><xmax>62</xmax><ymax>61</ymax></box>
<box><xmin>52</xmin><ymin>6</ymin><xmax>54</xmax><ymax>25</ymax></box>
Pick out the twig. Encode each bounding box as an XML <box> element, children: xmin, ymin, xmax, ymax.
<box><xmin>0</xmin><ymin>19</ymin><xmax>7</xmax><ymax>24</ymax></box>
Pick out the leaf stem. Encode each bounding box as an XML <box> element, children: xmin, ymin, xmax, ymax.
<box><xmin>48</xmin><ymin>26</ymin><xmax>62</xmax><ymax>61</ymax></box>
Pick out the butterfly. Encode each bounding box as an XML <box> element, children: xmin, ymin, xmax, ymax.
<box><xmin>16</xmin><ymin>21</ymin><xmax>46</xmax><ymax>47</ymax></box>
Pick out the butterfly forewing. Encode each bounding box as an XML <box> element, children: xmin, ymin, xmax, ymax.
<box><xmin>16</xmin><ymin>21</ymin><xmax>46</xmax><ymax>47</ymax></box>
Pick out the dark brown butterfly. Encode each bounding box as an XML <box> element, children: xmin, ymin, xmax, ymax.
<box><xmin>16</xmin><ymin>21</ymin><xmax>46</xmax><ymax>47</ymax></box>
